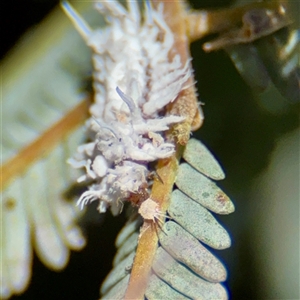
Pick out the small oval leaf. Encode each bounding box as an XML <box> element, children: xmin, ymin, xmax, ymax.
<box><xmin>183</xmin><ymin>138</ymin><xmax>225</xmax><ymax>180</ymax></box>
<box><xmin>168</xmin><ymin>189</ymin><xmax>231</xmax><ymax>249</ymax></box>
<box><xmin>159</xmin><ymin>221</ymin><xmax>227</xmax><ymax>283</ymax></box>
<box><xmin>176</xmin><ymin>163</ymin><xmax>235</xmax><ymax>214</ymax></box>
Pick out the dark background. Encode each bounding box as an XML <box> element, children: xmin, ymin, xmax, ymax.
<box><xmin>1</xmin><ymin>0</ymin><xmax>234</xmax><ymax>60</ymax></box>
<box><xmin>2</xmin><ymin>1</ymin><xmax>299</xmax><ymax>300</ymax></box>
<box><xmin>1</xmin><ymin>1</ymin><xmax>57</xmax><ymax>59</ymax></box>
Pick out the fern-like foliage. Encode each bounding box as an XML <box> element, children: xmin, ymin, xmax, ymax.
<box><xmin>1</xmin><ymin>0</ymin><xmax>297</xmax><ymax>299</ymax></box>
<box><xmin>1</xmin><ymin>4</ymin><xmax>99</xmax><ymax>298</ymax></box>
<box><xmin>101</xmin><ymin>138</ymin><xmax>234</xmax><ymax>299</ymax></box>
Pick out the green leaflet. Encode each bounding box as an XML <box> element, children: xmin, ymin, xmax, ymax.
<box><xmin>151</xmin><ymin>248</ymin><xmax>227</xmax><ymax>299</ymax></box>
<box><xmin>1</xmin><ymin>178</ymin><xmax>30</xmax><ymax>297</ymax></box>
<box><xmin>183</xmin><ymin>138</ymin><xmax>225</xmax><ymax>180</ymax></box>
<box><xmin>101</xmin><ymin>251</ymin><xmax>135</xmax><ymax>295</ymax></box>
<box><xmin>168</xmin><ymin>190</ymin><xmax>231</xmax><ymax>249</ymax></box>
<box><xmin>146</xmin><ymin>273</ymin><xmax>190</xmax><ymax>300</ymax></box>
<box><xmin>113</xmin><ymin>232</ymin><xmax>140</xmax><ymax>267</ymax></box>
<box><xmin>176</xmin><ymin>163</ymin><xmax>234</xmax><ymax>215</ymax></box>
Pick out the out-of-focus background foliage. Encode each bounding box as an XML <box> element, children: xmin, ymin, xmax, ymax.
<box><xmin>2</xmin><ymin>0</ymin><xmax>299</xmax><ymax>299</ymax></box>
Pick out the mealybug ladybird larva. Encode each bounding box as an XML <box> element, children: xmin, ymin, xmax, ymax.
<box><xmin>61</xmin><ymin>0</ymin><xmax>200</xmax><ymax>219</ymax></box>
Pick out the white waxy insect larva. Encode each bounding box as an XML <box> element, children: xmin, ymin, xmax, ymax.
<box><xmin>62</xmin><ymin>1</ymin><xmax>192</xmax><ymax>215</ymax></box>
